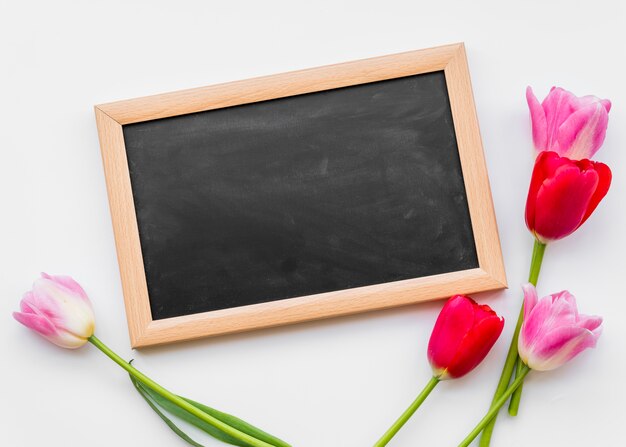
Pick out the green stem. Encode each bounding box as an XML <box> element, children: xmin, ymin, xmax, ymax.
<box><xmin>508</xmin><ymin>240</ymin><xmax>545</xmax><ymax>415</ymax></box>
<box><xmin>88</xmin><ymin>335</ymin><xmax>275</xmax><ymax>447</ymax></box>
<box><xmin>459</xmin><ymin>366</ymin><xmax>531</xmax><ymax>447</ymax></box>
<box><xmin>527</xmin><ymin>239</ymin><xmax>546</xmax><ymax>286</ymax></box>
<box><xmin>373</xmin><ymin>376</ymin><xmax>439</xmax><ymax>447</ymax></box>
<box><xmin>478</xmin><ymin>239</ymin><xmax>545</xmax><ymax>446</ymax></box>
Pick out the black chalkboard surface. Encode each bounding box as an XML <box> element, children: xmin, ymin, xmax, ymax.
<box><xmin>123</xmin><ymin>72</ymin><xmax>477</xmax><ymax>320</ymax></box>
<box><xmin>96</xmin><ymin>44</ymin><xmax>505</xmax><ymax>346</ymax></box>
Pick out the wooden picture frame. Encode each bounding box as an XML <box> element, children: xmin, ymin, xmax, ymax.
<box><xmin>95</xmin><ymin>42</ymin><xmax>506</xmax><ymax>348</ymax></box>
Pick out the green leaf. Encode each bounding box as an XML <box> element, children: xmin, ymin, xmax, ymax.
<box><xmin>130</xmin><ymin>374</ymin><xmax>290</xmax><ymax>447</ymax></box>
<box><xmin>181</xmin><ymin>397</ymin><xmax>291</xmax><ymax>447</ymax></box>
<box><xmin>130</xmin><ymin>375</ymin><xmax>206</xmax><ymax>447</ymax></box>
<box><xmin>130</xmin><ymin>374</ymin><xmax>251</xmax><ymax>446</ymax></box>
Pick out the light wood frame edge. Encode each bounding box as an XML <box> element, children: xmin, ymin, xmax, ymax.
<box><xmin>95</xmin><ymin>42</ymin><xmax>506</xmax><ymax>348</ymax></box>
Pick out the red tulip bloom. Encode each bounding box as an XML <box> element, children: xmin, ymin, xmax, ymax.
<box><xmin>375</xmin><ymin>295</ymin><xmax>504</xmax><ymax>446</ymax></box>
<box><xmin>428</xmin><ymin>295</ymin><xmax>504</xmax><ymax>380</ymax></box>
<box><xmin>525</xmin><ymin>151</ymin><xmax>611</xmax><ymax>243</ymax></box>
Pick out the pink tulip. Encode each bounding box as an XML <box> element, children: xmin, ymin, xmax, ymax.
<box><xmin>526</xmin><ymin>86</ymin><xmax>611</xmax><ymax>160</ymax></box>
<box><xmin>12</xmin><ymin>274</ymin><xmax>290</xmax><ymax>446</ymax></box>
<box><xmin>428</xmin><ymin>295</ymin><xmax>504</xmax><ymax>379</ymax></box>
<box><xmin>518</xmin><ymin>284</ymin><xmax>602</xmax><ymax>371</ymax></box>
<box><xmin>13</xmin><ymin>273</ymin><xmax>95</xmax><ymax>348</ymax></box>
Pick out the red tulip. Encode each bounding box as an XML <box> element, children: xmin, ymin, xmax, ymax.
<box><xmin>374</xmin><ymin>295</ymin><xmax>504</xmax><ymax>446</ymax></box>
<box><xmin>428</xmin><ymin>295</ymin><xmax>504</xmax><ymax>380</ymax></box>
<box><xmin>525</xmin><ymin>151</ymin><xmax>611</xmax><ymax>243</ymax></box>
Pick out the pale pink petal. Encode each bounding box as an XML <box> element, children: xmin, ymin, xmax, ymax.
<box><xmin>13</xmin><ymin>311</ymin><xmax>58</xmax><ymax>337</ymax></box>
<box><xmin>20</xmin><ymin>292</ymin><xmax>39</xmax><ymax>313</ymax></box>
<box><xmin>526</xmin><ymin>87</ymin><xmax>548</xmax><ymax>151</ymax></box>
<box><xmin>32</xmin><ymin>278</ymin><xmax>95</xmax><ymax>338</ymax></box>
<box><xmin>577</xmin><ymin>95</ymin><xmax>611</xmax><ymax>112</ymax></box>
<box><xmin>41</xmin><ymin>272</ymin><xmax>89</xmax><ymax>302</ymax></box>
<box><xmin>552</xmin><ymin>289</ymin><xmax>576</xmax><ymax>305</ymax></box>
<box><xmin>47</xmin><ymin>330</ymin><xmax>91</xmax><ymax>349</ymax></box>
<box><xmin>542</xmin><ymin>87</ymin><xmax>578</xmax><ymax>151</ymax></box>
<box><xmin>542</xmin><ymin>291</ymin><xmax>578</xmax><ymax>327</ymax></box>
<box><xmin>522</xmin><ymin>283</ymin><xmax>538</xmax><ymax>321</ymax></box>
<box><xmin>15</xmin><ymin>306</ymin><xmax>90</xmax><ymax>349</ymax></box>
<box><xmin>529</xmin><ymin>326</ymin><xmax>601</xmax><ymax>371</ymax></box>
<box><xmin>557</xmin><ymin>103</ymin><xmax>609</xmax><ymax>160</ymax></box>
<box><xmin>521</xmin><ymin>295</ymin><xmax>552</xmax><ymax>350</ymax></box>
<box><xmin>533</xmin><ymin>326</ymin><xmax>586</xmax><ymax>359</ymax></box>
<box><xmin>578</xmin><ymin>314</ymin><xmax>603</xmax><ymax>332</ymax></box>
<box><xmin>31</xmin><ymin>279</ymin><xmax>65</xmax><ymax>321</ymax></box>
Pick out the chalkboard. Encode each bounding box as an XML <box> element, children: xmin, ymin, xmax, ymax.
<box><xmin>124</xmin><ymin>72</ymin><xmax>477</xmax><ymax>320</ymax></box>
<box><xmin>96</xmin><ymin>44</ymin><xmax>506</xmax><ymax>347</ymax></box>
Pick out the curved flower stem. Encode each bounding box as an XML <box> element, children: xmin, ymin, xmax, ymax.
<box><xmin>88</xmin><ymin>335</ymin><xmax>275</xmax><ymax>447</ymax></box>
<box><xmin>479</xmin><ymin>239</ymin><xmax>545</xmax><ymax>446</ymax></box>
<box><xmin>459</xmin><ymin>365</ymin><xmax>531</xmax><ymax>447</ymax></box>
<box><xmin>373</xmin><ymin>376</ymin><xmax>440</xmax><ymax>447</ymax></box>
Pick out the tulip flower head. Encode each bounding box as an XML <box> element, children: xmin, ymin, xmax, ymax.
<box><xmin>527</xmin><ymin>86</ymin><xmax>611</xmax><ymax>160</ymax></box>
<box><xmin>525</xmin><ymin>151</ymin><xmax>611</xmax><ymax>243</ymax></box>
<box><xmin>374</xmin><ymin>295</ymin><xmax>504</xmax><ymax>447</ymax></box>
<box><xmin>518</xmin><ymin>284</ymin><xmax>602</xmax><ymax>371</ymax></box>
<box><xmin>428</xmin><ymin>295</ymin><xmax>504</xmax><ymax>380</ymax></box>
<box><xmin>13</xmin><ymin>273</ymin><xmax>95</xmax><ymax>348</ymax></box>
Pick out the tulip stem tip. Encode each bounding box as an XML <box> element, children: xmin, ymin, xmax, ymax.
<box><xmin>372</xmin><ymin>376</ymin><xmax>440</xmax><ymax>447</ymax></box>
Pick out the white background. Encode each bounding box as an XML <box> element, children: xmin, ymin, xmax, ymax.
<box><xmin>1</xmin><ymin>1</ymin><xmax>624</xmax><ymax>446</ymax></box>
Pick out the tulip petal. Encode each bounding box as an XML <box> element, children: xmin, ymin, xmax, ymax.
<box><xmin>444</xmin><ymin>315</ymin><xmax>504</xmax><ymax>378</ymax></box>
<box><xmin>533</xmin><ymin>163</ymin><xmax>598</xmax><ymax>241</ymax></box>
<box><xmin>522</xmin><ymin>290</ymin><xmax>576</xmax><ymax>356</ymax></box>
<box><xmin>579</xmin><ymin>161</ymin><xmax>611</xmax><ymax>226</ymax></box>
<box><xmin>20</xmin><ymin>292</ymin><xmax>40</xmax><ymax>314</ymax></box>
<box><xmin>522</xmin><ymin>283</ymin><xmax>538</xmax><ymax>322</ymax></box>
<box><xmin>520</xmin><ymin>292</ymin><xmax>554</xmax><ymax>351</ymax></box>
<box><xmin>427</xmin><ymin>295</ymin><xmax>475</xmax><ymax>374</ymax></box>
<box><xmin>578</xmin><ymin>95</ymin><xmax>611</xmax><ymax>113</ymax></box>
<box><xmin>16</xmin><ymin>305</ymin><xmax>90</xmax><ymax>348</ymax></box>
<box><xmin>41</xmin><ymin>272</ymin><xmax>90</xmax><ymax>301</ymax></box>
<box><xmin>525</xmin><ymin>151</ymin><xmax>572</xmax><ymax>234</ymax></box>
<box><xmin>578</xmin><ymin>314</ymin><xmax>603</xmax><ymax>332</ymax></box>
<box><xmin>13</xmin><ymin>311</ymin><xmax>58</xmax><ymax>337</ymax></box>
<box><xmin>541</xmin><ymin>87</ymin><xmax>578</xmax><ymax>151</ymax></box>
<box><xmin>529</xmin><ymin>325</ymin><xmax>601</xmax><ymax>371</ymax></box>
<box><xmin>557</xmin><ymin>103</ymin><xmax>609</xmax><ymax>160</ymax></box>
<box><xmin>526</xmin><ymin>86</ymin><xmax>548</xmax><ymax>151</ymax></box>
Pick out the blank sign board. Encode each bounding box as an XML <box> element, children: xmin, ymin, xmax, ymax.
<box><xmin>95</xmin><ymin>43</ymin><xmax>506</xmax><ymax>347</ymax></box>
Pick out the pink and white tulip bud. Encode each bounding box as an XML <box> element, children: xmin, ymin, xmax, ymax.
<box><xmin>518</xmin><ymin>284</ymin><xmax>602</xmax><ymax>371</ymax></box>
<box><xmin>526</xmin><ymin>86</ymin><xmax>611</xmax><ymax>160</ymax></box>
<box><xmin>13</xmin><ymin>273</ymin><xmax>95</xmax><ymax>349</ymax></box>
